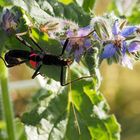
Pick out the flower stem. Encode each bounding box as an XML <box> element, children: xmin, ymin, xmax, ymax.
<box><xmin>0</xmin><ymin>60</ymin><xmax>16</xmax><ymax>140</ymax></box>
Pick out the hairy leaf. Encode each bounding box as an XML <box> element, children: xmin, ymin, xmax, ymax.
<box><xmin>1</xmin><ymin>0</ymin><xmax>51</xmax><ymax>24</ymax></box>
<box><xmin>22</xmin><ymin>80</ymin><xmax>120</xmax><ymax>140</ymax></box>
<box><xmin>37</xmin><ymin>0</ymin><xmax>91</xmax><ymax>26</ymax></box>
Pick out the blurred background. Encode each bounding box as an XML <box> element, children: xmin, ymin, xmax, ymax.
<box><xmin>1</xmin><ymin>0</ymin><xmax>140</xmax><ymax>140</ymax></box>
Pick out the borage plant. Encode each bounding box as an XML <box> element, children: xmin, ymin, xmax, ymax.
<box><xmin>0</xmin><ymin>0</ymin><xmax>140</xmax><ymax>140</ymax></box>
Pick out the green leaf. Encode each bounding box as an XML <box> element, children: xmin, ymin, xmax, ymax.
<box><xmin>0</xmin><ymin>121</ymin><xmax>5</xmax><ymax>129</ymax></box>
<box><xmin>1</xmin><ymin>25</ymin><xmax>63</xmax><ymax>81</ymax></box>
<box><xmin>82</xmin><ymin>0</ymin><xmax>96</xmax><ymax>13</ymax></box>
<box><xmin>0</xmin><ymin>29</ymin><xmax>8</xmax><ymax>53</ymax></box>
<box><xmin>22</xmin><ymin>81</ymin><xmax>120</xmax><ymax>140</ymax></box>
<box><xmin>0</xmin><ymin>0</ymin><xmax>12</xmax><ymax>6</ymax></box>
<box><xmin>1</xmin><ymin>0</ymin><xmax>51</xmax><ymax>24</ymax></box>
<box><xmin>38</xmin><ymin>0</ymin><xmax>91</xmax><ymax>26</ymax></box>
<box><xmin>0</xmin><ymin>1</ymin><xmax>90</xmax><ymax>81</ymax></box>
<box><xmin>15</xmin><ymin>119</ymin><xmax>27</xmax><ymax>140</ymax></box>
<box><xmin>58</xmin><ymin>0</ymin><xmax>73</xmax><ymax>5</ymax></box>
<box><xmin>32</xmin><ymin>88</ymin><xmax>52</xmax><ymax>103</ymax></box>
<box><xmin>22</xmin><ymin>108</ymin><xmax>41</xmax><ymax>126</ymax></box>
<box><xmin>128</xmin><ymin>4</ymin><xmax>140</xmax><ymax>24</ymax></box>
<box><xmin>19</xmin><ymin>37</ymin><xmax>120</xmax><ymax>139</ymax></box>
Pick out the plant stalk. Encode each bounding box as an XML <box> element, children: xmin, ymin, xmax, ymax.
<box><xmin>0</xmin><ymin>61</ymin><xmax>16</xmax><ymax>140</ymax></box>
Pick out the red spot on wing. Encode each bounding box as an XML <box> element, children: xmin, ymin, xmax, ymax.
<box><xmin>29</xmin><ymin>53</ymin><xmax>38</xmax><ymax>68</ymax></box>
<box><xmin>30</xmin><ymin>60</ymin><xmax>38</xmax><ymax>68</ymax></box>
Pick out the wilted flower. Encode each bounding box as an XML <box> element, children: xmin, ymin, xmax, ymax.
<box><xmin>1</xmin><ymin>9</ymin><xmax>18</xmax><ymax>35</ymax></box>
<box><xmin>65</xmin><ymin>26</ymin><xmax>93</xmax><ymax>62</ymax></box>
<box><xmin>101</xmin><ymin>19</ymin><xmax>138</xmax><ymax>68</ymax></box>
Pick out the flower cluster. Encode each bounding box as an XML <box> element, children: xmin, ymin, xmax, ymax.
<box><xmin>64</xmin><ymin>19</ymin><xmax>140</xmax><ymax>69</ymax></box>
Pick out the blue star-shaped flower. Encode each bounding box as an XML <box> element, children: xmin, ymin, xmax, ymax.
<box><xmin>101</xmin><ymin>20</ymin><xmax>138</xmax><ymax>59</ymax></box>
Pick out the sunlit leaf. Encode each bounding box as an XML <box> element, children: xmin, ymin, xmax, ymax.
<box><xmin>22</xmin><ymin>80</ymin><xmax>120</xmax><ymax>140</ymax></box>
<box><xmin>0</xmin><ymin>0</ymin><xmax>12</xmax><ymax>6</ymax></box>
<box><xmin>0</xmin><ymin>120</ymin><xmax>5</xmax><ymax>129</ymax></box>
<box><xmin>58</xmin><ymin>0</ymin><xmax>73</xmax><ymax>5</ymax></box>
<box><xmin>37</xmin><ymin>0</ymin><xmax>90</xmax><ymax>26</ymax></box>
<box><xmin>1</xmin><ymin>0</ymin><xmax>51</xmax><ymax>24</ymax></box>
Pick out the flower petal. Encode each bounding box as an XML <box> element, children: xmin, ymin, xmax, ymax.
<box><xmin>121</xmin><ymin>54</ymin><xmax>133</xmax><ymax>69</ymax></box>
<box><xmin>74</xmin><ymin>47</ymin><xmax>84</xmax><ymax>62</ymax></box>
<box><xmin>128</xmin><ymin>41</ymin><xmax>140</xmax><ymax>52</ymax></box>
<box><xmin>66</xmin><ymin>29</ymin><xmax>74</xmax><ymax>37</ymax></box>
<box><xmin>77</xmin><ymin>25</ymin><xmax>91</xmax><ymax>37</ymax></box>
<box><xmin>121</xmin><ymin>26</ymin><xmax>138</xmax><ymax>37</ymax></box>
<box><xmin>122</xmin><ymin>41</ymin><xmax>127</xmax><ymax>55</ymax></box>
<box><xmin>84</xmin><ymin>38</ymin><xmax>91</xmax><ymax>49</ymax></box>
<box><xmin>112</xmin><ymin>19</ymin><xmax>120</xmax><ymax>35</ymax></box>
<box><xmin>101</xmin><ymin>44</ymin><xmax>116</xmax><ymax>59</ymax></box>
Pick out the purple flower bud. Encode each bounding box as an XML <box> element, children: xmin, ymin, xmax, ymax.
<box><xmin>1</xmin><ymin>9</ymin><xmax>18</xmax><ymax>35</ymax></box>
